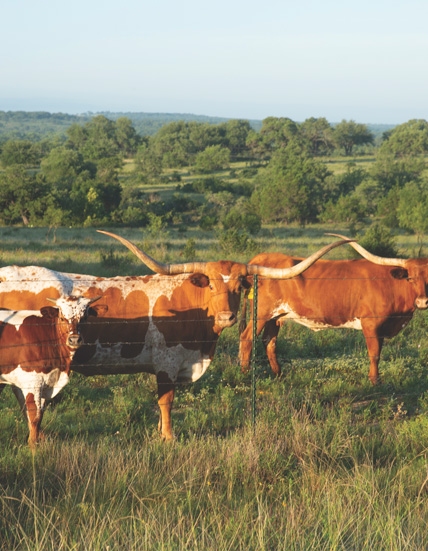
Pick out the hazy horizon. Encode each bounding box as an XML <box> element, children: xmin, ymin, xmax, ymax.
<box><xmin>2</xmin><ymin>0</ymin><xmax>428</xmax><ymax>126</ymax></box>
<box><xmin>0</xmin><ymin>104</ymin><xmax>400</xmax><ymax>127</ymax></box>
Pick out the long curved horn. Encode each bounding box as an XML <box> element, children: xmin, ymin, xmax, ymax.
<box><xmin>247</xmin><ymin>240</ymin><xmax>354</xmax><ymax>278</ymax></box>
<box><xmin>97</xmin><ymin>231</ymin><xmax>208</xmax><ymax>275</ymax></box>
<box><xmin>88</xmin><ymin>295</ymin><xmax>103</xmax><ymax>305</ymax></box>
<box><xmin>325</xmin><ymin>232</ymin><xmax>407</xmax><ymax>268</ymax></box>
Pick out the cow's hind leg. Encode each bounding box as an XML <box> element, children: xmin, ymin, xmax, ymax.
<box><xmin>261</xmin><ymin>320</ymin><xmax>282</xmax><ymax>376</ymax></box>
<box><xmin>239</xmin><ymin>316</ymin><xmax>268</xmax><ymax>374</ymax></box>
<box><xmin>156</xmin><ymin>372</ymin><xmax>175</xmax><ymax>441</ymax></box>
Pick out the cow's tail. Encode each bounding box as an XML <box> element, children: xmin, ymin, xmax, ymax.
<box><xmin>239</xmin><ymin>289</ymin><xmax>250</xmax><ymax>334</ymax></box>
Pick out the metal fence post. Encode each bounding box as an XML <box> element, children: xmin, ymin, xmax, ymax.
<box><xmin>251</xmin><ymin>274</ymin><xmax>258</xmax><ymax>427</ymax></box>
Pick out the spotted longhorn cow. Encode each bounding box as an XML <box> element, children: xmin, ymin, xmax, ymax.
<box><xmin>0</xmin><ymin>232</ymin><xmax>349</xmax><ymax>439</ymax></box>
<box><xmin>0</xmin><ymin>295</ymin><xmax>105</xmax><ymax>445</ymax></box>
<box><xmin>240</xmin><ymin>233</ymin><xmax>428</xmax><ymax>384</ymax></box>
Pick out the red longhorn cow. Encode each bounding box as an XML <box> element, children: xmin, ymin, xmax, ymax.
<box><xmin>0</xmin><ymin>232</ymin><xmax>349</xmax><ymax>439</ymax></box>
<box><xmin>0</xmin><ymin>295</ymin><xmax>104</xmax><ymax>446</ymax></box>
<box><xmin>240</xmin><ymin>233</ymin><xmax>428</xmax><ymax>384</ymax></box>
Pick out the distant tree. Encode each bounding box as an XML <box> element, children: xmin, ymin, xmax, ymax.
<box><xmin>333</xmin><ymin>120</ymin><xmax>374</xmax><ymax>155</ymax></box>
<box><xmin>300</xmin><ymin>117</ymin><xmax>335</xmax><ymax>156</ymax></box>
<box><xmin>66</xmin><ymin>115</ymin><xmax>127</xmax><ymax>161</ymax></box>
<box><xmin>188</xmin><ymin>121</ymin><xmax>226</xmax><ymax>153</ymax></box>
<box><xmin>352</xmin><ymin>179</ymin><xmax>383</xmax><ymax>215</ymax></box>
<box><xmin>319</xmin><ymin>195</ymin><xmax>366</xmax><ymax>224</ymax></box>
<box><xmin>377</xmin><ymin>186</ymin><xmax>400</xmax><ymax>228</ymax></box>
<box><xmin>370</xmin><ymin>150</ymin><xmax>425</xmax><ymax>191</ymax></box>
<box><xmin>252</xmin><ymin>147</ymin><xmax>330</xmax><ymax>224</ymax></box>
<box><xmin>115</xmin><ymin>117</ymin><xmax>141</xmax><ymax>157</ymax></box>
<box><xmin>332</xmin><ymin>162</ymin><xmax>368</xmax><ymax>196</ymax></box>
<box><xmin>379</xmin><ymin>119</ymin><xmax>428</xmax><ymax>158</ymax></box>
<box><xmin>192</xmin><ymin>145</ymin><xmax>230</xmax><ymax>173</ymax></box>
<box><xmin>224</xmin><ymin>119</ymin><xmax>251</xmax><ymax>156</ymax></box>
<box><xmin>44</xmin><ymin>203</ymin><xmax>70</xmax><ymax>242</ymax></box>
<box><xmin>66</xmin><ymin>123</ymin><xmax>87</xmax><ymax>151</ymax></box>
<box><xmin>245</xmin><ymin>130</ymin><xmax>266</xmax><ymax>161</ymax></box>
<box><xmin>0</xmin><ymin>140</ymin><xmax>38</xmax><ymax>167</ymax></box>
<box><xmin>79</xmin><ymin>180</ymin><xmax>122</xmax><ymax>226</ymax></box>
<box><xmin>0</xmin><ymin>166</ymin><xmax>49</xmax><ymax>225</ymax></box>
<box><xmin>82</xmin><ymin>115</ymin><xmax>120</xmax><ymax>160</ymax></box>
<box><xmin>39</xmin><ymin>146</ymin><xmax>121</xmax><ymax>225</ymax></box>
<box><xmin>134</xmin><ymin>141</ymin><xmax>162</xmax><ymax>183</ymax></box>
<box><xmin>397</xmin><ymin>180</ymin><xmax>428</xmax><ymax>250</ymax></box>
<box><xmin>259</xmin><ymin>117</ymin><xmax>299</xmax><ymax>154</ymax></box>
<box><xmin>40</xmin><ymin>147</ymin><xmax>94</xmax><ymax>189</ymax></box>
<box><xmin>95</xmin><ymin>157</ymin><xmax>122</xmax><ymax>184</ymax></box>
<box><xmin>117</xmin><ymin>186</ymin><xmax>150</xmax><ymax>226</ymax></box>
<box><xmin>32</xmin><ymin>138</ymin><xmax>58</xmax><ymax>161</ymax></box>
<box><xmin>151</xmin><ymin>121</ymin><xmax>191</xmax><ymax>167</ymax></box>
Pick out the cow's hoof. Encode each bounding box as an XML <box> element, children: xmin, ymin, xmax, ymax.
<box><xmin>161</xmin><ymin>433</ymin><xmax>175</xmax><ymax>442</ymax></box>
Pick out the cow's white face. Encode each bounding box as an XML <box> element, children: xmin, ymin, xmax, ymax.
<box><xmin>195</xmin><ymin>262</ymin><xmax>250</xmax><ymax>333</ymax></box>
<box><xmin>48</xmin><ymin>296</ymin><xmax>105</xmax><ymax>349</ymax></box>
<box><xmin>55</xmin><ymin>296</ymin><xmax>97</xmax><ymax>323</ymax></box>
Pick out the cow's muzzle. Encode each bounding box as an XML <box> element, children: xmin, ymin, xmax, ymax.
<box><xmin>215</xmin><ymin>311</ymin><xmax>237</xmax><ymax>328</ymax></box>
<box><xmin>415</xmin><ymin>296</ymin><xmax>428</xmax><ymax>310</ymax></box>
<box><xmin>67</xmin><ymin>334</ymin><xmax>83</xmax><ymax>348</ymax></box>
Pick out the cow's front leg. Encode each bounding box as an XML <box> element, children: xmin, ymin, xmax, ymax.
<box><xmin>239</xmin><ymin>320</ymin><xmax>253</xmax><ymax>373</ymax></box>
<box><xmin>12</xmin><ymin>386</ymin><xmax>44</xmax><ymax>446</ymax></box>
<box><xmin>239</xmin><ymin>315</ymin><xmax>268</xmax><ymax>374</ymax></box>
<box><xmin>156</xmin><ymin>371</ymin><xmax>175</xmax><ymax>441</ymax></box>
<box><xmin>25</xmin><ymin>392</ymin><xmax>44</xmax><ymax>447</ymax></box>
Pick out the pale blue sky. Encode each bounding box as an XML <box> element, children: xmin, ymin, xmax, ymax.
<box><xmin>2</xmin><ymin>0</ymin><xmax>428</xmax><ymax>123</ymax></box>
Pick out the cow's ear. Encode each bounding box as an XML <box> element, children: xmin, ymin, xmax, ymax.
<box><xmin>390</xmin><ymin>267</ymin><xmax>409</xmax><ymax>279</ymax></box>
<box><xmin>189</xmin><ymin>273</ymin><xmax>210</xmax><ymax>288</ymax></box>
<box><xmin>40</xmin><ymin>306</ymin><xmax>59</xmax><ymax>318</ymax></box>
<box><xmin>89</xmin><ymin>304</ymin><xmax>109</xmax><ymax>317</ymax></box>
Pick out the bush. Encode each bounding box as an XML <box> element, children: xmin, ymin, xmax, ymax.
<box><xmin>221</xmin><ymin>209</ymin><xmax>261</xmax><ymax>235</ymax></box>
<box><xmin>240</xmin><ymin>167</ymin><xmax>258</xmax><ymax>178</ymax></box>
<box><xmin>100</xmin><ymin>247</ymin><xmax>132</xmax><ymax>269</ymax></box>
<box><xmin>199</xmin><ymin>215</ymin><xmax>217</xmax><ymax>231</ymax></box>
<box><xmin>192</xmin><ymin>145</ymin><xmax>230</xmax><ymax>174</ymax></box>
<box><xmin>353</xmin><ymin>223</ymin><xmax>399</xmax><ymax>258</ymax></box>
<box><xmin>215</xmin><ymin>228</ymin><xmax>255</xmax><ymax>255</ymax></box>
<box><xmin>320</xmin><ymin>195</ymin><xmax>366</xmax><ymax>224</ymax></box>
<box><xmin>192</xmin><ymin>177</ymin><xmax>224</xmax><ymax>194</ymax></box>
<box><xmin>181</xmin><ymin>238</ymin><xmax>196</xmax><ymax>261</ymax></box>
<box><xmin>119</xmin><ymin>206</ymin><xmax>149</xmax><ymax>227</ymax></box>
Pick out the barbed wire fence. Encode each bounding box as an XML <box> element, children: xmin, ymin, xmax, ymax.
<box><xmin>0</xmin><ymin>272</ymin><xmax>427</xmax><ymax>435</ymax></box>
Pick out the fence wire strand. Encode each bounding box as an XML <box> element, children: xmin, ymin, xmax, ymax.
<box><xmin>0</xmin><ymin>274</ymin><xmax>426</xmax><ymax>406</ymax></box>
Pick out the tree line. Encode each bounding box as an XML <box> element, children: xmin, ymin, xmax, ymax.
<box><xmin>0</xmin><ymin>114</ymin><xmax>428</xmax><ymax>252</ymax></box>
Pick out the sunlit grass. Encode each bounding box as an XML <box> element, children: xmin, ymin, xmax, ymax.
<box><xmin>1</xmin><ymin>226</ymin><xmax>428</xmax><ymax>548</ymax></box>
<box><xmin>2</xmin><ymin>222</ymin><xmax>424</xmax><ymax>274</ymax></box>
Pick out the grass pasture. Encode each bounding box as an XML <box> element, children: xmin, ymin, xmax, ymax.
<box><xmin>2</xmin><ymin>226</ymin><xmax>428</xmax><ymax>549</ymax></box>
